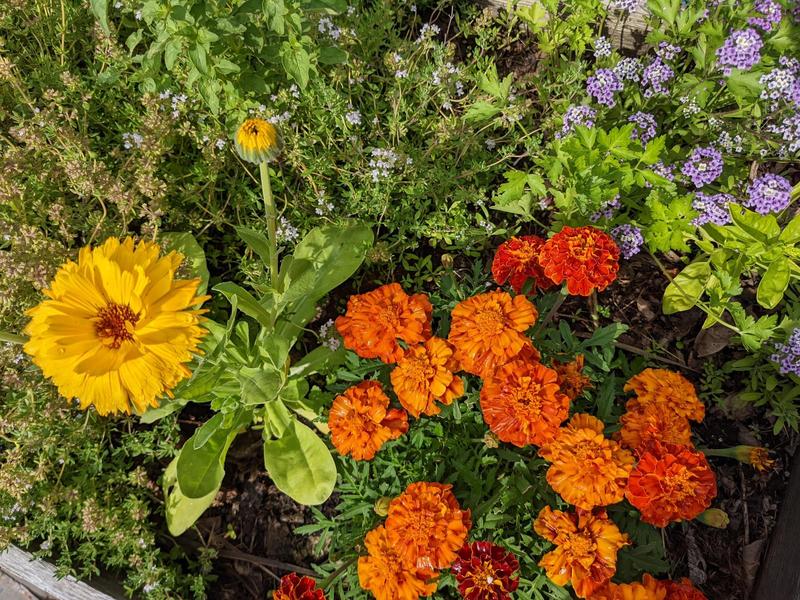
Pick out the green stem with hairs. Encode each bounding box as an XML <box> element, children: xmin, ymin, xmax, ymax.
<box><xmin>259</xmin><ymin>162</ymin><xmax>280</xmax><ymax>290</ymax></box>
<box><xmin>0</xmin><ymin>331</ymin><xmax>27</xmax><ymax>345</ymax></box>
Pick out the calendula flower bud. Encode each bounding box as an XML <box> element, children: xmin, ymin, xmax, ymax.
<box><xmin>704</xmin><ymin>445</ymin><xmax>776</xmax><ymax>472</ymax></box>
<box><xmin>234</xmin><ymin>118</ymin><xmax>281</xmax><ymax>164</ymax></box>
<box><xmin>373</xmin><ymin>496</ymin><xmax>392</xmax><ymax>517</ymax></box>
<box><xmin>697</xmin><ymin>508</ymin><xmax>729</xmax><ymax>529</ymax></box>
<box><xmin>441</xmin><ymin>253</ymin><xmax>454</xmax><ymax>269</ymax></box>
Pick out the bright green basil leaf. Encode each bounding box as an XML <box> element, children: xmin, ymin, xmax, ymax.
<box><xmin>779</xmin><ymin>213</ymin><xmax>800</xmax><ymax>244</ymax></box>
<box><xmin>192</xmin><ymin>413</ymin><xmax>225</xmax><ymax>450</ymax></box>
<box><xmin>262</xmin><ymin>420</ymin><xmax>336</xmax><ymax>505</ymax></box>
<box><xmin>728</xmin><ymin>204</ymin><xmax>780</xmax><ymax>242</ymax></box>
<box><xmin>662</xmin><ymin>261</ymin><xmax>711</xmax><ymax>314</ymax></box>
<box><xmin>264</xmin><ymin>399</ymin><xmax>292</xmax><ymax>438</ymax></box>
<box><xmin>757</xmin><ymin>256</ymin><xmax>791</xmax><ymax>309</ymax></box>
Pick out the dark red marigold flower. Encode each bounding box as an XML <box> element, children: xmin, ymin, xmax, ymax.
<box><xmin>273</xmin><ymin>573</ymin><xmax>326</xmax><ymax>600</ymax></box>
<box><xmin>492</xmin><ymin>235</ymin><xmax>555</xmax><ymax>294</ymax></box>
<box><xmin>451</xmin><ymin>541</ymin><xmax>520</xmax><ymax>600</ymax></box>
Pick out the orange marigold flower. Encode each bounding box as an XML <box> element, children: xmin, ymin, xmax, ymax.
<box><xmin>273</xmin><ymin>573</ymin><xmax>325</xmax><ymax>600</ymax></box>
<box><xmin>623</xmin><ymin>369</ymin><xmax>704</xmax><ymax>422</ymax></box>
<box><xmin>335</xmin><ymin>283</ymin><xmax>432</xmax><ymax>363</ymax></box>
<box><xmin>391</xmin><ymin>337</ymin><xmax>464</xmax><ymax>418</ymax></box>
<box><xmin>385</xmin><ymin>482</ymin><xmax>472</xmax><ymax>570</ymax></box>
<box><xmin>617</xmin><ymin>402</ymin><xmax>694</xmax><ymax>451</ymax></box>
<box><xmin>448</xmin><ymin>291</ymin><xmax>538</xmax><ymax>377</ymax></box>
<box><xmin>451</xmin><ymin>541</ymin><xmax>520</xmax><ymax>600</ymax></box>
<box><xmin>589</xmin><ymin>574</ymin><xmax>666</xmax><ymax>600</ymax></box>
<box><xmin>358</xmin><ymin>526</ymin><xmax>438</xmax><ymax>600</ymax></box>
<box><xmin>552</xmin><ymin>354</ymin><xmax>593</xmax><ymax>400</ymax></box>
<box><xmin>538</xmin><ymin>226</ymin><xmax>620</xmax><ymax>296</ymax></box>
<box><xmin>659</xmin><ymin>577</ymin><xmax>708</xmax><ymax>600</ymax></box>
<box><xmin>539</xmin><ymin>414</ymin><xmax>634</xmax><ymax>509</ymax></box>
<box><xmin>479</xmin><ymin>359</ymin><xmax>570</xmax><ymax>447</ymax></box>
<box><xmin>534</xmin><ymin>506</ymin><xmax>630</xmax><ymax>598</ymax></box>
<box><xmin>492</xmin><ymin>236</ymin><xmax>555</xmax><ymax>294</ymax></box>
<box><xmin>328</xmin><ymin>381</ymin><xmax>408</xmax><ymax>461</ymax></box>
<box><xmin>625</xmin><ymin>441</ymin><xmax>717</xmax><ymax>528</ymax></box>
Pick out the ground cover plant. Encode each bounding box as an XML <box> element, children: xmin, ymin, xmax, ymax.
<box><xmin>1</xmin><ymin>0</ymin><xmax>799</xmax><ymax>599</ymax></box>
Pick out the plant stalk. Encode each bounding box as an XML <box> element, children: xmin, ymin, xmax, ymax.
<box><xmin>0</xmin><ymin>331</ymin><xmax>27</xmax><ymax>345</ymax></box>
<box><xmin>259</xmin><ymin>162</ymin><xmax>279</xmax><ymax>289</ymax></box>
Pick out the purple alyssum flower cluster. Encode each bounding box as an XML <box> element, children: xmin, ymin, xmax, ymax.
<box><xmin>656</xmin><ymin>42</ymin><xmax>682</xmax><ymax>61</ymax></box>
<box><xmin>759</xmin><ymin>57</ymin><xmax>800</xmax><ymax>110</ymax></box>
<box><xmin>642</xmin><ymin>59</ymin><xmax>674</xmax><ymax>97</ymax></box>
<box><xmin>716</xmin><ymin>28</ymin><xmax>764</xmax><ymax>76</ymax></box>
<box><xmin>557</xmin><ymin>105</ymin><xmax>597</xmax><ymax>138</ymax></box>
<box><xmin>608</xmin><ymin>0</ymin><xmax>643</xmax><ymax>12</ymax></box>
<box><xmin>771</xmin><ymin>328</ymin><xmax>800</xmax><ymax>377</ymax></box>
<box><xmin>594</xmin><ymin>36</ymin><xmax>612</xmax><ymax>59</ymax></box>
<box><xmin>587</xmin><ymin>68</ymin><xmax>623</xmax><ymax>107</ymax></box>
<box><xmin>681</xmin><ymin>146</ymin><xmax>724</xmax><ymax>188</ymax></box>
<box><xmin>748</xmin><ymin>0</ymin><xmax>783</xmax><ymax>32</ymax></box>
<box><xmin>692</xmin><ymin>192</ymin><xmax>735</xmax><ymax>226</ymax></box>
<box><xmin>590</xmin><ymin>195</ymin><xmax>621</xmax><ymax>222</ymax></box>
<box><xmin>746</xmin><ymin>173</ymin><xmax>793</xmax><ymax>214</ymax></box>
<box><xmin>628</xmin><ymin>111</ymin><xmax>657</xmax><ymax>144</ymax></box>
<box><xmin>611</xmin><ymin>224</ymin><xmax>644</xmax><ymax>259</ymax></box>
<box><xmin>614</xmin><ymin>57</ymin><xmax>642</xmax><ymax>82</ymax></box>
<box><xmin>767</xmin><ymin>112</ymin><xmax>800</xmax><ymax>156</ymax></box>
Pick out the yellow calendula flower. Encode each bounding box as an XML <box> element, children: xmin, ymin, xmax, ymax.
<box><xmin>23</xmin><ymin>237</ymin><xmax>209</xmax><ymax>416</ymax></box>
<box><xmin>234</xmin><ymin>117</ymin><xmax>282</xmax><ymax>163</ymax></box>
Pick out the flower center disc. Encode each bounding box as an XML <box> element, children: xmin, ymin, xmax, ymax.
<box><xmin>95</xmin><ymin>303</ymin><xmax>140</xmax><ymax>349</ymax></box>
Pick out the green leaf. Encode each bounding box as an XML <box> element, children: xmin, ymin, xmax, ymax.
<box><xmin>281</xmin><ymin>43</ymin><xmax>311</xmax><ymax>89</ymax></box>
<box><xmin>239</xmin><ymin>365</ymin><xmax>285</xmax><ymax>405</ymax></box>
<box><xmin>215</xmin><ymin>58</ymin><xmax>241</xmax><ymax>74</ymax></box>
<box><xmin>164</xmin><ymin>457</ymin><xmax>217</xmax><ymax>536</ymax></box>
<box><xmin>164</xmin><ymin>38</ymin><xmax>181</xmax><ymax>70</ymax></box>
<box><xmin>517</xmin><ymin>2</ymin><xmax>549</xmax><ymax>30</ymax></box>
<box><xmin>779</xmin><ymin>213</ymin><xmax>800</xmax><ymax>244</ymax></box>
<box><xmin>160</xmin><ymin>232</ymin><xmax>210</xmax><ymax>296</ymax></box>
<box><xmin>725</xmin><ymin>70</ymin><xmax>763</xmax><ymax>101</ymax></box>
<box><xmin>662</xmin><ymin>262</ymin><xmax>711</xmax><ymax>314</ymax></box>
<box><xmin>262</xmin><ymin>420</ymin><xmax>336</xmax><ymax>505</ymax></box>
<box><xmin>464</xmin><ymin>101</ymin><xmax>501</xmax><ymax>122</ymax></box>
<box><xmin>728</xmin><ymin>203</ymin><xmax>780</xmax><ymax>241</ymax></box>
<box><xmin>582</xmin><ymin>323</ymin><xmax>629</xmax><ymax>347</ymax></box>
<box><xmin>264</xmin><ymin>399</ymin><xmax>292</xmax><ymax>438</ymax></box>
<box><xmin>281</xmin><ymin>223</ymin><xmax>373</xmax><ymax>310</ymax></box>
<box><xmin>214</xmin><ymin>282</ymin><xmax>274</xmax><ymax>328</ymax></box>
<box><xmin>318</xmin><ymin>46</ymin><xmax>348</xmax><ymax>65</ymax></box>
<box><xmin>289</xmin><ymin>345</ymin><xmax>346</xmax><ymax>378</ymax></box>
<box><xmin>192</xmin><ymin>413</ymin><xmax>225</xmax><ymax>450</ymax></box>
<box><xmin>189</xmin><ymin>44</ymin><xmax>209</xmax><ymax>75</ymax></box>
<box><xmin>139</xmin><ymin>398</ymin><xmax>188</xmax><ymax>424</ymax></box>
<box><xmin>757</xmin><ymin>256</ymin><xmax>791</xmax><ymax>309</ymax></box>
<box><xmin>90</xmin><ymin>0</ymin><xmax>111</xmax><ymax>35</ymax></box>
<box><xmin>176</xmin><ymin>410</ymin><xmax>250</xmax><ymax>498</ymax></box>
<box><xmin>236</xmin><ymin>226</ymin><xmax>273</xmax><ymax>267</ymax></box>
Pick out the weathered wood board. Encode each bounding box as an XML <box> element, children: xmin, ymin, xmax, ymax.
<box><xmin>752</xmin><ymin>449</ymin><xmax>800</xmax><ymax>600</ymax></box>
<box><xmin>0</xmin><ymin>546</ymin><xmax>122</xmax><ymax>600</ymax></box>
<box><xmin>482</xmin><ymin>0</ymin><xmax>651</xmax><ymax>53</ymax></box>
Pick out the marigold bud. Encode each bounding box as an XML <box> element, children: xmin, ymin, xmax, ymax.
<box><xmin>697</xmin><ymin>508</ymin><xmax>729</xmax><ymax>529</ymax></box>
<box><xmin>483</xmin><ymin>431</ymin><xmax>500</xmax><ymax>448</ymax></box>
<box><xmin>373</xmin><ymin>496</ymin><xmax>391</xmax><ymax>517</ymax></box>
<box><xmin>441</xmin><ymin>253</ymin><xmax>454</xmax><ymax>269</ymax></box>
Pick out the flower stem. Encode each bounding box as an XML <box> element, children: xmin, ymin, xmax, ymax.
<box><xmin>259</xmin><ymin>162</ymin><xmax>279</xmax><ymax>290</ymax></box>
<box><xmin>320</xmin><ymin>555</ymin><xmax>358</xmax><ymax>590</ymax></box>
<box><xmin>0</xmin><ymin>331</ymin><xmax>27</xmax><ymax>345</ymax></box>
